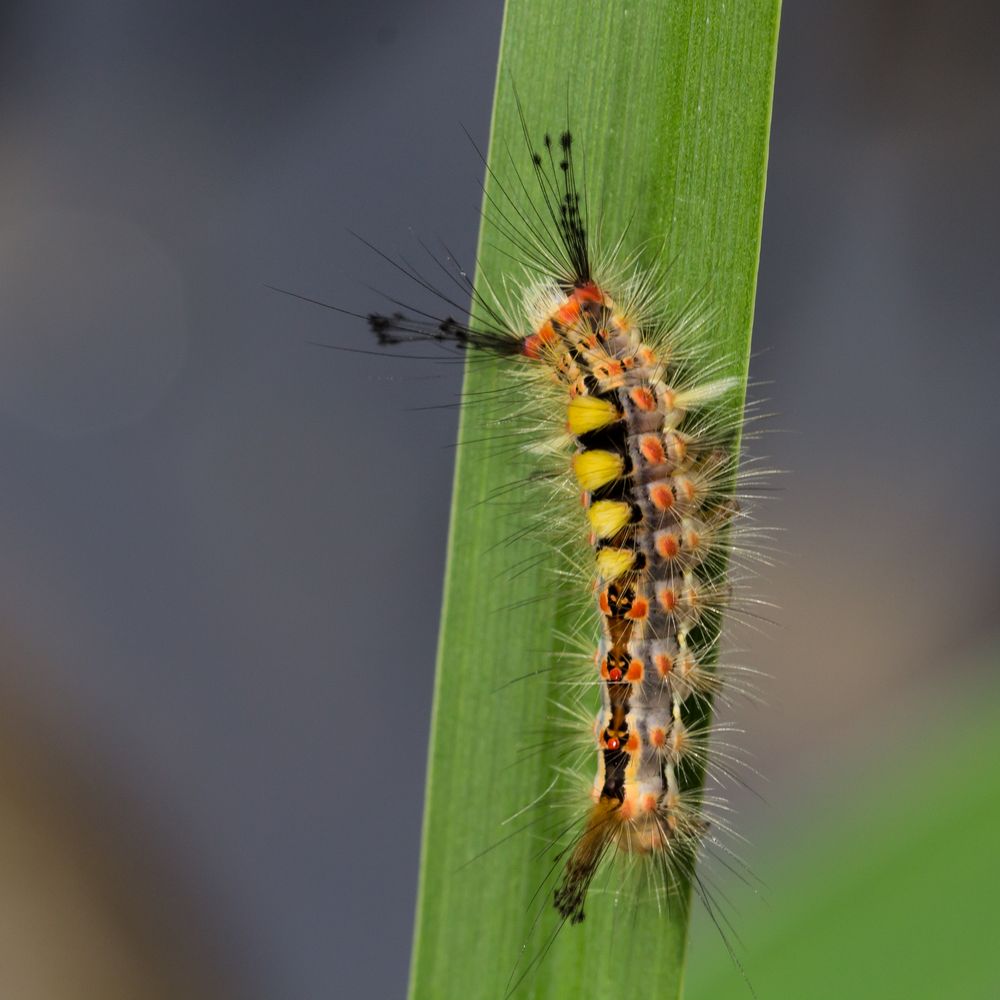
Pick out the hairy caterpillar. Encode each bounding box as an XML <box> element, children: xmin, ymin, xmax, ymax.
<box><xmin>292</xmin><ymin>103</ymin><xmax>766</xmax><ymax>987</ymax></box>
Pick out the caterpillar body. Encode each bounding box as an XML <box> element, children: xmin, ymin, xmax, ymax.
<box><xmin>311</xmin><ymin>115</ymin><xmax>763</xmax><ymax>979</ymax></box>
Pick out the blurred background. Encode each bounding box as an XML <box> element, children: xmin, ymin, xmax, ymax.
<box><xmin>0</xmin><ymin>1</ymin><xmax>996</xmax><ymax>998</ymax></box>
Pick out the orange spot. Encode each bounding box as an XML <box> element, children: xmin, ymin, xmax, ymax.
<box><xmin>625</xmin><ymin>597</ymin><xmax>649</xmax><ymax>621</ymax></box>
<box><xmin>626</xmin><ymin>732</ymin><xmax>640</xmax><ymax>753</ymax></box>
<box><xmin>630</xmin><ymin>387</ymin><xmax>657</xmax><ymax>411</ymax></box>
<box><xmin>537</xmin><ymin>321</ymin><xmax>557</xmax><ymax>345</ymax></box>
<box><xmin>639</xmin><ymin>347</ymin><xmax>656</xmax><ymax>366</ymax></box>
<box><xmin>619</xmin><ymin>796</ymin><xmax>635</xmax><ymax>820</ymax></box>
<box><xmin>626</xmin><ymin>659</ymin><xmax>644</xmax><ymax>682</ymax></box>
<box><xmin>583</xmin><ymin>334</ymin><xmax>599</xmax><ymax>349</ymax></box>
<box><xmin>573</xmin><ymin>281</ymin><xmax>603</xmax><ymax>304</ymax></box>
<box><xmin>521</xmin><ymin>333</ymin><xmax>543</xmax><ymax>359</ymax></box>
<box><xmin>555</xmin><ymin>299</ymin><xmax>581</xmax><ymax>324</ymax></box>
<box><xmin>649</xmin><ymin>484</ymin><xmax>675</xmax><ymax>511</ymax></box>
<box><xmin>656</xmin><ymin>531</ymin><xmax>680</xmax><ymax>559</ymax></box>
<box><xmin>599</xmin><ymin>590</ymin><xmax>611</xmax><ymax>614</ymax></box>
<box><xmin>657</xmin><ymin>584</ymin><xmax>679</xmax><ymax>613</ymax></box>
<box><xmin>685</xmin><ymin>529</ymin><xmax>702</xmax><ymax>551</ymax></box>
<box><xmin>650</xmin><ymin>726</ymin><xmax>666</xmax><ymax>748</ymax></box>
<box><xmin>639</xmin><ymin>435</ymin><xmax>666</xmax><ymax>464</ymax></box>
<box><xmin>642</xmin><ymin>793</ymin><xmax>658</xmax><ymax>813</ymax></box>
<box><xmin>654</xmin><ymin>654</ymin><xmax>674</xmax><ymax>678</ymax></box>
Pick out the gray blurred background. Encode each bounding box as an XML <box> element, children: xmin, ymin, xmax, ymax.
<box><xmin>0</xmin><ymin>2</ymin><xmax>997</xmax><ymax>998</ymax></box>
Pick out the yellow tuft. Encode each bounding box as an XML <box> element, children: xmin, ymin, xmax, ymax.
<box><xmin>587</xmin><ymin>500</ymin><xmax>632</xmax><ymax>539</ymax></box>
<box><xmin>572</xmin><ymin>450</ymin><xmax>624</xmax><ymax>490</ymax></box>
<box><xmin>596</xmin><ymin>547</ymin><xmax>636</xmax><ymax>581</ymax></box>
<box><xmin>567</xmin><ymin>395</ymin><xmax>619</xmax><ymax>435</ymax></box>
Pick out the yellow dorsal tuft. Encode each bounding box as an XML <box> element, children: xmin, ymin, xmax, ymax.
<box><xmin>567</xmin><ymin>395</ymin><xmax>620</xmax><ymax>435</ymax></box>
<box><xmin>587</xmin><ymin>500</ymin><xmax>632</xmax><ymax>539</ymax></box>
<box><xmin>596</xmin><ymin>547</ymin><xmax>636</xmax><ymax>581</ymax></box>
<box><xmin>572</xmin><ymin>450</ymin><xmax>624</xmax><ymax>490</ymax></box>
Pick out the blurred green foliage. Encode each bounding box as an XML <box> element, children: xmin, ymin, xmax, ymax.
<box><xmin>686</xmin><ymin>677</ymin><xmax>1000</xmax><ymax>999</ymax></box>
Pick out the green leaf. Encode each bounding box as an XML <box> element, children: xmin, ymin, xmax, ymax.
<box><xmin>408</xmin><ymin>2</ymin><xmax>781</xmax><ymax>998</ymax></box>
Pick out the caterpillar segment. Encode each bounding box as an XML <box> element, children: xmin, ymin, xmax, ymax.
<box><xmin>520</xmin><ymin>280</ymin><xmax>735</xmax><ymax>924</ymax></box>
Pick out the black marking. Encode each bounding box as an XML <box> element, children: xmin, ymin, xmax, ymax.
<box><xmin>595</xmin><ymin>538</ymin><xmax>635</xmax><ymax>555</ymax></box>
<box><xmin>604</xmin><ymin>583</ymin><xmax>637</xmax><ymax>617</ymax></box>
<box><xmin>514</xmin><ymin>98</ymin><xmax>591</xmax><ymax>286</ymax></box>
<box><xmin>575</xmin><ymin>422</ymin><xmax>625</xmax><ymax>453</ymax></box>
<box><xmin>366</xmin><ymin>310</ymin><xmax>522</xmax><ymax>357</ymax></box>
<box><xmin>591</xmin><ymin>477</ymin><xmax>630</xmax><ymax>503</ymax></box>
<box><xmin>600</xmin><ymin>749</ymin><xmax>628</xmax><ymax>802</ymax></box>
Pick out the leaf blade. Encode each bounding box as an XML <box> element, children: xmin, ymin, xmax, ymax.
<box><xmin>409</xmin><ymin>3</ymin><xmax>781</xmax><ymax>998</ymax></box>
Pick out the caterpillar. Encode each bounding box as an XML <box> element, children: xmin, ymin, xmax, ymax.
<box><xmin>293</xmin><ymin>104</ymin><xmax>765</xmax><ymax>987</ymax></box>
